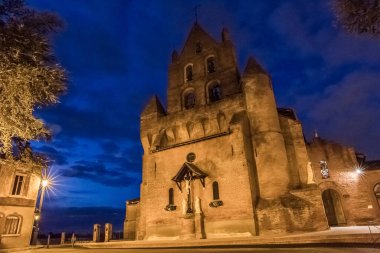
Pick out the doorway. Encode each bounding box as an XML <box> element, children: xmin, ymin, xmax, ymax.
<box><xmin>373</xmin><ymin>183</ymin><xmax>380</xmax><ymax>208</ymax></box>
<box><xmin>322</xmin><ymin>189</ymin><xmax>346</xmax><ymax>226</ymax></box>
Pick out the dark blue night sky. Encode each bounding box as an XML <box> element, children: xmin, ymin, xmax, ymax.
<box><xmin>26</xmin><ymin>0</ymin><xmax>380</xmax><ymax>234</ymax></box>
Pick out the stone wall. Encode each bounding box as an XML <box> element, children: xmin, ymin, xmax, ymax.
<box><xmin>308</xmin><ymin>138</ymin><xmax>378</xmax><ymax>225</ymax></box>
<box><xmin>256</xmin><ymin>187</ymin><xmax>328</xmax><ymax>235</ymax></box>
<box><xmin>138</xmin><ymin>99</ymin><xmax>258</xmax><ymax>239</ymax></box>
<box><xmin>279</xmin><ymin>115</ymin><xmax>309</xmax><ymax>188</ymax></box>
<box><xmin>365</xmin><ymin>170</ymin><xmax>380</xmax><ymax>222</ymax></box>
<box><xmin>139</xmin><ymin>133</ymin><xmax>256</xmax><ymax>239</ymax></box>
<box><xmin>123</xmin><ymin>200</ymin><xmax>140</xmax><ymax>240</ymax></box>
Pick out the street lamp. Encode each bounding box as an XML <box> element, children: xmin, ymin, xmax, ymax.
<box><xmin>41</xmin><ymin>179</ymin><xmax>49</xmax><ymax>188</ymax></box>
<box><xmin>39</xmin><ymin>178</ymin><xmax>49</xmax><ymax>213</ymax></box>
<box><xmin>31</xmin><ymin>175</ymin><xmax>50</xmax><ymax>245</ymax></box>
<box><xmin>34</xmin><ymin>210</ymin><xmax>40</xmax><ymax>221</ymax></box>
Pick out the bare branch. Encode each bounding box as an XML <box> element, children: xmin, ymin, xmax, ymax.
<box><xmin>333</xmin><ymin>0</ymin><xmax>380</xmax><ymax>36</ymax></box>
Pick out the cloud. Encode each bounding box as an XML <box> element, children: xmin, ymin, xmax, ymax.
<box><xmin>68</xmin><ymin>190</ymin><xmax>96</xmax><ymax>195</ymax></box>
<box><xmin>93</xmin><ymin>153</ymin><xmax>141</xmax><ymax>173</ymax></box>
<box><xmin>298</xmin><ymin>71</ymin><xmax>380</xmax><ymax>159</ymax></box>
<box><xmin>39</xmin><ymin>103</ymin><xmax>140</xmax><ymax>141</ymax></box>
<box><xmin>39</xmin><ymin>206</ymin><xmax>124</xmax><ymax>234</ymax></box>
<box><xmin>100</xmin><ymin>141</ymin><xmax>120</xmax><ymax>154</ymax></box>
<box><xmin>61</xmin><ymin>160</ymin><xmax>138</xmax><ymax>186</ymax></box>
<box><xmin>268</xmin><ymin>1</ymin><xmax>380</xmax><ymax>68</ymax></box>
<box><xmin>35</xmin><ymin>145</ymin><xmax>68</xmax><ymax>165</ymax></box>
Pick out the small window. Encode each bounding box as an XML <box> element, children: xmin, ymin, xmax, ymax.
<box><xmin>4</xmin><ymin>216</ymin><xmax>21</xmax><ymax>235</ymax></box>
<box><xmin>169</xmin><ymin>188</ymin><xmax>174</xmax><ymax>205</ymax></box>
<box><xmin>184</xmin><ymin>92</ymin><xmax>196</xmax><ymax>109</ymax></box>
<box><xmin>209</xmin><ymin>84</ymin><xmax>222</xmax><ymax>102</ymax></box>
<box><xmin>212</xmin><ymin>181</ymin><xmax>220</xmax><ymax>200</ymax></box>
<box><xmin>185</xmin><ymin>65</ymin><xmax>193</xmax><ymax>82</ymax></box>
<box><xmin>196</xmin><ymin>42</ymin><xmax>202</xmax><ymax>53</ymax></box>
<box><xmin>11</xmin><ymin>175</ymin><xmax>24</xmax><ymax>196</ymax></box>
<box><xmin>207</xmin><ymin>57</ymin><xmax>216</xmax><ymax>73</ymax></box>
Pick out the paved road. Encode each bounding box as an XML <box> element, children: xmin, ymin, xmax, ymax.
<box><xmin>24</xmin><ymin>247</ymin><xmax>380</xmax><ymax>253</ymax></box>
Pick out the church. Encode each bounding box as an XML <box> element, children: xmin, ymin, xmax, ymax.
<box><xmin>124</xmin><ymin>23</ymin><xmax>380</xmax><ymax>240</ymax></box>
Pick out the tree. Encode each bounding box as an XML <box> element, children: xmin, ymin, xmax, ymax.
<box><xmin>0</xmin><ymin>0</ymin><xmax>66</xmax><ymax>156</ymax></box>
<box><xmin>333</xmin><ymin>0</ymin><xmax>380</xmax><ymax>35</ymax></box>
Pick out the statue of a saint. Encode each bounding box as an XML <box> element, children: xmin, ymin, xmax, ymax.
<box><xmin>195</xmin><ymin>196</ymin><xmax>201</xmax><ymax>214</ymax></box>
<box><xmin>307</xmin><ymin>162</ymin><xmax>315</xmax><ymax>184</ymax></box>
<box><xmin>182</xmin><ymin>197</ymin><xmax>187</xmax><ymax>216</ymax></box>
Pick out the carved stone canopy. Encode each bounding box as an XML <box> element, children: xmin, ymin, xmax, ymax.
<box><xmin>172</xmin><ymin>162</ymin><xmax>207</xmax><ymax>191</ymax></box>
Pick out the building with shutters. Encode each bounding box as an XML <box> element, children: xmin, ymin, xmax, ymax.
<box><xmin>0</xmin><ymin>146</ymin><xmax>43</xmax><ymax>249</ymax></box>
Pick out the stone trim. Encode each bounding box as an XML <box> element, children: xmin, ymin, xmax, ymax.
<box><xmin>152</xmin><ymin>130</ymin><xmax>231</xmax><ymax>153</ymax></box>
<box><xmin>0</xmin><ymin>197</ymin><xmax>35</xmax><ymax>207</ymax></box>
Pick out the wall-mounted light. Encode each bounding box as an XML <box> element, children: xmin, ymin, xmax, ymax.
<box><xmin>355</xmin><ymin>168</ymin><xmax>363</xmax><ymax>174</ymax></box>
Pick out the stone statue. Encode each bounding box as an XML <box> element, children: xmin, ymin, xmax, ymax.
<box><xmin>307</xmin><ymin>162</ymin><xmax>315</xmax><ymax>184</ymax></box>
<box><xmin>184</xmin><ymin>177</ymin><xmax>193</xmax><ymax>213</ymax></box>
<box><xmin>195</xmin><ymin>196</ymin><xmax>201</xmax><ymax>214</ymax></box>
<box><xmin>185</xmin><ymin>178</ymin><xmax>190</xmax><ymax>195</ymax></box>
<box><xmin>182</xmin><ymin>197</ymin><xmax>187</xmax><ymax>216</ymax></box>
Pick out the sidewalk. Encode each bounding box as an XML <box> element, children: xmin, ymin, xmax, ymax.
<box><xmin>2</xmin><ymin>226</ymin><xmax>379</xmax><ymax>252</ymax></box>
<box><xmin>0</xmin><ymin>246</ymin><xmax>43</xmax><ymax>253</ymax></box>
<box><xmin>79</xmin><ymin>226</ymin><xmax>380</xmax><ymax>249</ymax></box>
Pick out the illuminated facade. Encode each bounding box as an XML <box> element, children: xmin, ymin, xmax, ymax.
<box><xmin>0</xmin><ymin>152</ymin><xmax>43</xmax><ymax>248</ymax></box>
<box><xmin>124</xmin><ymin>23</ymin><xmax>380</xmax><ymax>240</ymax></box>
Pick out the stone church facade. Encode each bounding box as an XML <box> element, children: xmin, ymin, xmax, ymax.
<box><xmin>124</xmin><ymin>23</ymin><xmax>380</xmax><ymax>240</ymax></box>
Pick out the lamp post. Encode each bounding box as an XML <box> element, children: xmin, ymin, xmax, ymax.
<box><xmin>39</xmin><ymin>179</ymin><xmax>49</xmax><ymax>213</ymax></box>
<box><xmin>31</xmin><ymin>177</ymin><xmax>49</xmax><ymax>245</ymax></box>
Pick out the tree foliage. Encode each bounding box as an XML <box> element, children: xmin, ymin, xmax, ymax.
<box><xmin>0</xmin><ymin>0</ymin><xmax>66</xmax><ymax>156</ymax></box>
<box><xmin>333</xmin><ymin>0</ymin><xmax>380</xmax><ymax>35</ymax></box>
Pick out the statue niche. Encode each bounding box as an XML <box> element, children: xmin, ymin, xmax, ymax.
<box><xmin>172</xmin><ymin>162</ymin><xmax>207</xmax><ymax>215</ymax></box>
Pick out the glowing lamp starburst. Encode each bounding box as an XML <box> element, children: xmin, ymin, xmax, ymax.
<box><xmin>41</xmin><ymin>179</ymin><xmax>49</xmax><ymax>188</ymax></box>
<box><xmin>356</xmin><ymin>168</ymin><xmax>363</xmax><ymax>174</ymax></box>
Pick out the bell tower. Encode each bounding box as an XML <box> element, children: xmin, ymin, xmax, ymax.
<box><xmin>167</xmin><ymin>23</ymin><xmax>241</xmax><ymax>114</ymax></box>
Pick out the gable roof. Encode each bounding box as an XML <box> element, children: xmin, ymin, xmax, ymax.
<box><xmin>180</xmin><ymin>23</ymin><xmax>219</xmax><ymax>57</ymax></box>
<box><xmin>172</xmin><ymin>162</ymin><xmax>208</xmax><ymax>182</ymax></box>
<box><xmin>243</xmin><ymin>56</ymin><xmax>267</xmax><ymax>76</ymax></box>
<box><xmin>141</xmin><ymin>95</ymin><xmax>166</xmax><ymax>117</ymax></box>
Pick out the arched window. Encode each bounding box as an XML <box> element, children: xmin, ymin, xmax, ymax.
<box><xmin>212</xmin><ymin>181</ymin><xmax>220</xmax><ymax>200</ymax></box>
<box><xmin>169</xmin><ymin>188</ymin><xmax>174</xmax><ymax>205</ymax></box>
<box><xmin>207</xmin><ymin>57</ymin><xmax>216</xmax><ymax>73</ymax></box>
<box><xmin>184</xmin><ymin>92</ymin><xmax>196</xmax><ymax>109</ymax></box>
<box><xmin>185</xmin><ymin>65</ymin><xmax>193</xmax><ymax>82</ymax></box>
<box><xmin>4</xmin><ymin>215</ymin><xmax>21</xmax><ymax>235</ymax></box>
<box><xmin>209</xmin><ymin>84</ymin><xmax>222</xmax><ymax>102</ymax></box>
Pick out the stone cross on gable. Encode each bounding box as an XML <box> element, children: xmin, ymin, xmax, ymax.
<box><xmin>193</xmin><ymin>4</ymin><xmax>201</xmax><ymax>24</ymax></box>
